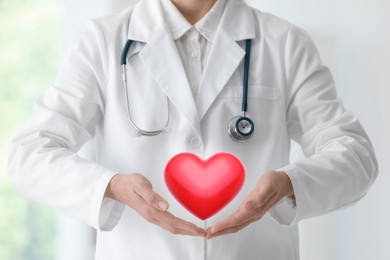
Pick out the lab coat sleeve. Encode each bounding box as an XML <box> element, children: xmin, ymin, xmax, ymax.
<box><xmin>268</xmin><ymin>25</ymin><xmax>378</xmax><ymax>226</ymax></box>
<box><xmin>8</xmin><ymin>20</ymin><xmax>125</xmax><ymax>231</ymax></box>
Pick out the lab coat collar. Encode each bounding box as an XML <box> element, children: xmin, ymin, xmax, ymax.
<box><xmin>138</xmin><ymin>27</ymin><xmax>202</xmax><ymax>138</ymax></box>
<box><xmin>195</xmin><ymin>0</ymin><xmax>256</xmax><ymax>119</ymax></box>
<box><xmin>194</xmin><ymin>0</ymin><xmax>227</xmax><ymax>42</ymax></box>
<box><xmin>127</xmin><ymin>0</ymin><xmax>256</xmax><ymax>132</ymax></box>
<box><xmin>159</xmin><ymin>0</ymin><xmax>192</xmax><ymax>40</ymax></box>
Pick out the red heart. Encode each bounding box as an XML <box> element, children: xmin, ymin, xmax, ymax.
<box><xmin>164</xmin><ymin>153</ymin><xmax>245</xmax><ymax>220</ymax></box>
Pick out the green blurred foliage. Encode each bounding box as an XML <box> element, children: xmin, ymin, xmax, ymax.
<box><xmin>0</xmin><ymin>0</ymin><xmax>61</xmax><ymax>259</ymax></box>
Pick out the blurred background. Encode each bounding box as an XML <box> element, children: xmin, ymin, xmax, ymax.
<box><xmin>0</xmin><ymin>0</ymin><xmax>388</xmax><ymax>259</ymax></box>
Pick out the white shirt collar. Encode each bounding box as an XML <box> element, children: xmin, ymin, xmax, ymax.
<box><xmin>128</xmin><ymin>0</ymin><xmax>255</xmax><ymax>43</ymax></box>
<box><xmin>160</xmin><ymin>0</ymin><xmax>227</xmax><ymax>41</ymax></box>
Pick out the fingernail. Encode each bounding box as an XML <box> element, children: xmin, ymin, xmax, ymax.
<box><xmin>245</xmin><ymin>202</ymin><xmax>255</xmax><ymax>210</ymax></box>
<box><xmin>158</xmin><ymin>201</ymin><xmax>168</xmax><ymax>210</ymax></box>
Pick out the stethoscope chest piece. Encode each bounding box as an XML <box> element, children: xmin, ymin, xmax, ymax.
<box><xmin>227</xmin><ymin>39</ymin><xmax>254</xmax><ymax>142</ymax></box>
<box><xmin>228</xmin><ymin>116</ymin><xmax>255</xmax><ymax>142</ymax></box>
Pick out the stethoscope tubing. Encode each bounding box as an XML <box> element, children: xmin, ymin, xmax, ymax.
<box><xmin>121</xmin><ymin>40</ymin><xmax>169</xmax><ymax>136</ymax></box>
<box><xmin>120</xmin><ymin>38</ymin><xmax>254</xmax><ymax>141</ymax></box>
<box><xmin>120</xmin><ymin>40</ymin><xmax>134</xmax><ymax>66</ymax></box>
<box><xmin>242</xmin><ymin>39</ymin><xmax>251</xmax><ymax>115</ymax></box>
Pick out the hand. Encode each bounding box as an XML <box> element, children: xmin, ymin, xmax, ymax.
<box><xmin>105</xmin><ymin>173</ymin><xmax>205</xmax><ymax>237</ymax></box>
<box><xmin>206</xmin><ymin>171</ymin><xmax>294</xmax><ymax>239</ymax></box>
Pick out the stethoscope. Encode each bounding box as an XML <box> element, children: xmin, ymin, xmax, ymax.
<box><xmin>120</xmin><ymin>39</ymin><xmax>254</xmax><ymax>142</ymax></box>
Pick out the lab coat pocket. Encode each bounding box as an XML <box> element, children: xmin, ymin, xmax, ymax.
<box><xmin>219</xmin><ymin>84</ymin><xmax>281</xmax><ymax>100</ymax></box>
<box><xmin>218</xmin><ymin>84</ymin><xmax>283</xmax><ymax>125</ymax></box>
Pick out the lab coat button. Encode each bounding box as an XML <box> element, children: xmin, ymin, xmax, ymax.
<box><xmin>190</xmin><ymin>137</ymin><xmax>201</xmax><ymax>148</ymax></box>
<box><xmin>191</xmin><ymin>51</ymin><xmax>199</xmax><ymax>58</ymax></box>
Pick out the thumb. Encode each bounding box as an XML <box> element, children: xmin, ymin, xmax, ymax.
<box><xmin>134</xmin><ymin>183</ymin><xmax>169</xmax><ymax>211</ymax></box>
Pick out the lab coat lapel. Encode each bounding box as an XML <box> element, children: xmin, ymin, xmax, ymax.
<box><xmin>196</xmin><ymin>30</ymin><xmax>245</xmax><ymax>120</ymax></box>
<box><xmin>139</xmin><ymin>27</ymin><xmax>201</xmax><ymax>137</ymax></box>
<box><xmin>127</xmin><ymin>0</ymin><xmax>256</xmax><ymax>133</ymax></box>
<box><xmin>196</xmin><ymin>0</ymin><xmax>256</xmax><ymax>120</ymax></box>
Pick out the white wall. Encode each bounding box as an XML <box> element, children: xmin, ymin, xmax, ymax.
<box><xmin>62</xmin><ymin>0</ymin><xmax>390</xmax><ymax>259</ymax></box>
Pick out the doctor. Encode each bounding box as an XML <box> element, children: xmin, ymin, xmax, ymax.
<box><xmin>8</xmin><ymin>0</ymin><xmax>377</xmax><ymax>259</ymax></box>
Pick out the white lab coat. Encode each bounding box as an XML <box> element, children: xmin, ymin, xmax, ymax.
<box><xmin>8</xmin><ymin>0</ymin><xmax>378</xmax><ymax>259</ymax></box>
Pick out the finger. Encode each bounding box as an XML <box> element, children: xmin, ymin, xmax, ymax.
<box><xmin>208</xmin><ymin>208</ymin><xmax>252</xmax><ymax>234</ymax></box>
<box><xmin>134</xmin><ymin>194</ymin><xmax>203</xmax><ymax>236</ymax></box>
<box><xmin>206</xmin><ymin>201</ymin><xmax>276</xmax><ymax>239</ymax></box>
<box><xmin>133</xmin><ymin>184</ymin><xmax>169</xmax><ymax>211</ymax></box>
<box><xmin>244</xmin><ymin>190</ymin><xmax>276</xmax><ymax>212</ymax></box>
<box><xmin>131</xmin><ymin>191</ymin><xmax>161</xmax><ymax>221</ymax></box>
<box><xmin>130</xmin><ymin>192</ymin><xmax>205</xmax><ymax>236</ymax></box>
<box><xmin>209</xmin><ymin>191</ymin><xmax>280</xmax><ymax>235</ymax></box>
<box><xmin>245</xmin><ymin>184</ymin><xmax>276</xmax><ymax>210</ymax></box>
<box><xmin>156</xmin><ymin>211</ymin><xmax>206</xmax><ymax>237</ymax></box>
<box><xmin>208</xmin><ymin>190</ymin><xmax>285</xmax><ymax>239</ymax></box>
<box><xmin>257</xmin><ymin>185</ymin><xmax>276</xmax><ymax>205</ymax></box>
<box><xmin>206</xmin><ymin>218</ymin><xmax>254</xmax><ymax>239</ymax></box>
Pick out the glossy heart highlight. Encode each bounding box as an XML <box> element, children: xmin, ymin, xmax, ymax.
<box><xmin>164</xmin><ymin>153</ymin><xmax>245</xmax><ymax>220</ymax></box>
